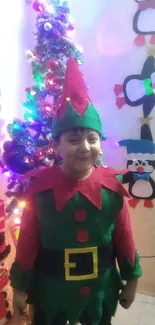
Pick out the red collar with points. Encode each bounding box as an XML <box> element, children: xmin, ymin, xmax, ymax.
<box><xmin>23</xmin><ymin>166</ymin><xmax>129</xmax><ymax>211</ymax></box>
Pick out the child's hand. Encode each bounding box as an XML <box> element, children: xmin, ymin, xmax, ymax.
<box><xmin>13</xmin><ymin>289</ymin><xmax>27</xmax><ymax>317</ymax></box>
<box><xmin>119</xmin><ymin>279</ymin><xmax>138</xmax><ymax>309</ymax></box>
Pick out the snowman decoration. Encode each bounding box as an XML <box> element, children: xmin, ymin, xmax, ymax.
<box><xmin>114</xmin><ymin>56</ymin><xmax>155</xmax><ymax>117</ymax></box>
<box><xmin>120</xmin><ymin>124</ymin><xmax>155</xmax><ymax>208</ymax></box>
<box><xmin>0</xmin><ymin>200</ymin><xmax>11</xmax><ymax>325</ymax></box>
<box><xmin>133</xmin><ymin>0</ymin><xmax>155</xmax><ymax>46</ymax></box>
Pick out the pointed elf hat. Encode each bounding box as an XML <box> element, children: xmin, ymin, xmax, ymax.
<box><xmin>52</xmin><ymin>57</ymin><xmax>103</xmax><ymax>138</ymax></box>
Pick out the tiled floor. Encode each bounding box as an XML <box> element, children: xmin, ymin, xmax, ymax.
<box><xmin>113</xmin><ymin>294</ymin><xmax>155</xmax><ymax>325</ymax></box>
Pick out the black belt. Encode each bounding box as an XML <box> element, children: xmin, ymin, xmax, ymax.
<box><xmin>35</xmin><ymin>244</ymin><xmax>115</xmax><ymax>281</ymax></box>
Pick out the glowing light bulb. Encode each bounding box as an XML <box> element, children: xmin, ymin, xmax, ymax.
<box><xmin>66</xmin><ymin>29</ymin><xmax>76</xmax><ymax>39</ymax></box>
<box><xmin>27</xmin><ymin>109</ymin><xmax>33</xmax><ymax>114</ymax></box>
<box><xmin>14</xmin><ymin>217</ymin><xmax>21</xmax><ymax>225</ymax></box>
<box><xmin>31</xmin><ymin>91</ymin><xmax>36</xmax><ymax>96</ymax></box>
<box><xmin>45</xmin><ymin>106</ymin><xmax>51</xmax><ymax>112</ymax></box>
<box><xmin>47</xmin><ymin>4</ymin><xmax>55</xmax><ymax>14</ymax></box>
<box><xmin>24</xmin><ymin>158</ymin><xmax>29</xmax><ymax>163</ymax></box>
<box><xmin>27</xmin><ymin>117</ymin><xmax>34</xmax><ymax>123</ymax></box>
<box><xmin>76</xmin><ymin>45</ymin><xmax>83</xmax><ymax>53</ymax></box>
<box><xmin>13</xmin><ymin>208</ymin><xmax>19</xmax><ymax>215</ymax></box>
<box><xmin>19</xmin><ymin>201</ymin><xmax>26</xmax><ymax>208</ymax></box>
<box><xmin>48</xmin><ymin>79</ymin><xmax>54</xmax><ymax>86</ymax></box>
<box><xmin>4</xmin><ymin>171</ymin><xmax>10</xmax><ymax>177</ymax></box>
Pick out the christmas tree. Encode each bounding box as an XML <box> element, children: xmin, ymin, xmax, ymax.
<box><xmin>0</xmin><ymin>0</ymin><xmax>83</xmax><ymax>219</ymax></box>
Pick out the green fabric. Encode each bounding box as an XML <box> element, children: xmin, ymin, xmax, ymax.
<box><xmin>52</xmin><ymin>101</ymin><xmax>102</xmax><ymax>138</ymax></box>
<box><xmin>10</xmin><ymin>187</ymin><xmax>142</xmax><ymax>324</ymax></box>
<box><xmin>10</xmin><ymin>262</ymin><xmax>35</xmax><ymax>304</ymax></box>
<box><xmin>143</xmin><ymin>78</ymin><xmax>154</xmax><ymax>96</ymax></box>
<box><xmin>36</xmin><ymin>188</ymin><xmax>122</xmax><ymax>249</ymax></box>
<box><xmin>119</xmin><ymin>252</ymin><xmax>142</xmax><ymax>281</ymax></box>
<box><xmin>115</xmin><ymin>174</ymin><xmax>123</xmax><ymax>183</ymax></box>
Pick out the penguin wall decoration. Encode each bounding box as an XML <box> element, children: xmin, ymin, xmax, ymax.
<box><xmin>114</xmin><ymin>56</ymin><xmax>155</xmax><ymax>117</ymax></box>
<box><xmin>133</xmin><ymin>0</ymin><xmax>155</xmax><ymax>46</ymax></box>
<box><xmin>119</xmin><ymin>123</ymin><xmax>155</xmax><ymax>208</ymax></box>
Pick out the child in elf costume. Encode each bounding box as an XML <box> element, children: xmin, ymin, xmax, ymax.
<box><xmin>10</xmin><ymin>58</ymin><xmax>142</xmax><ymax>325</ymax></box>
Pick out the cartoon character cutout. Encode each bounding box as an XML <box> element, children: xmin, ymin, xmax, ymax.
<box><xmin>114</xmin><ymin>56</ymin><xmax>155</xmax><ymax>117</ymax></box>
<box><xmin>133</xmin><ymin>0</ymin><xmax>155</xmax><ymax>46</ymax></box>
<box><xmin>0</xmin><ymin>200</ymin><xmax>11</xmax><ymax>324</ymax></box>
<box><xmin>120</xmin><ymin>124</ymin><xmax>155</xmax><ymax>208</ymax></box>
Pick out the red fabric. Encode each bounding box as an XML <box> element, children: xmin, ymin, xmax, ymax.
<box><xmin>0</xmin><ymin>268</ymin><xmax>9</xmax><ymax>291</ymax></box>
<box><xmin>0</xmin><ymin>219</ymin><xmax>5</xmax><ymax>230</ymax></box>
<box><xmin>138</xmin><ymin>1</ymin><xmax>155</xmax><ymax>10</ymax></box>
<box><xmin>0</xmin><ymin>242</ymin><xmax>6</xmax><ymax>253</ymax></box>
<box><xmin>23</xmin><ymin>166</ymin><xmax>129</xmax><ymax>212</ymax></box>
<box><xmin>16</xmin><ymin>198</ymin><xmax>40</xmax><ymax>271</ymax></box>
<box><xmin>0</xmin><ymin>200</ymin><xmax>4</xmax><ymax>218</ymax></box>
<box><xmin>0</xmin><ymin>292</ymin><xmax>6</xmax><ymax>320</ymax></box>
<box><xmin>74</xmin><ymin>210</ymin><xmax>87</xmax><ymax>222</ymax></box>
<box><xmin>56</xmin><ymin>57</ymin><xmax>90</xmax><ymax>118</ymax></box>
<box><xmin>113</xmin><ymin>198</ymin><xmax>136</xmax><ymax>267</ymax></box>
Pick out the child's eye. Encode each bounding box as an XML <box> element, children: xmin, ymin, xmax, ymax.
<box><xmin>68</xmin><ymin>139</ymin><xmax>79</xmax><ymax>144</ymax></box>
<box><xmin>88</xmin><ymin>138</ymin><xmax>98</xmax><ymax>143</ymax></box>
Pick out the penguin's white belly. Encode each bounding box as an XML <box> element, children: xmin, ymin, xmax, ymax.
<box><xmin>132</xmin><ymin>180</ymin><xmax>153</xmax><ymax>198</ymax></box>
<box><xmin>137</xmin><ymin>9</ymin><xmax>155</xmax><ymax>33</ymax></box>
<box><xmin>126</xmin><ymin>79</ymin><xmax>145</xmax><ymax>102</ymax></box>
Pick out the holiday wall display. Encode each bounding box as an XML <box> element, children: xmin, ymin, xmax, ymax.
<box><xmin>133</xmin><ymin>0</ymin><xmax>155</xmax><ymax>46</ymax></box>
<box><xmin>114</xmin><ymin>56</ymin><xmax>155</xmax><ymax>117</ymax></box>
<box><xmin>114</xmin><ymin>2</ymin><xmax>155</xmax><ymax>208</ymax></box>
<box><xmin>120</xmin><ymin>123</ymin><xmax>155</xmax><ymax>208</ymax></box>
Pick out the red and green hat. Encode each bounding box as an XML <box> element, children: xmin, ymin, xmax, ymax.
<box><xmin>52</xmin><ymin>57</ymin><xmax>103</xmax><ymax>138</ymax></box>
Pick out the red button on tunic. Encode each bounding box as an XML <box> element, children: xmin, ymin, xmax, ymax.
<box><xmin>76</xmin><ymin>230</ymin><xmax>89</xmax><ymax>242</ymax></box>
<box><xmin>74</xmin><ymin>210</ymin><xmax>87</xmax><ymax>222</ymax></box>
<box><xmin>79</xmin><ymin>286</ymin><xmax>91</xmax><ymax>297</ymax></box>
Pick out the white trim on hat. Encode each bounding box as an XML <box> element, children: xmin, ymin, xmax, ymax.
<box><xmin>127</xmin><ymin>153</ymin><xmax>155</xmax><ymax>161</ymax></box>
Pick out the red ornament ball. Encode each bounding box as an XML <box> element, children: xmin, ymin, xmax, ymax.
<box><xmin>25</xmin><ymin>87</ymin><xmax>31</xmax><ymax>93</ymax></box>
<box><xmin>46</xmin><ymin>59</ymin><xmax>58</xmax><ymax>70</ymax></box>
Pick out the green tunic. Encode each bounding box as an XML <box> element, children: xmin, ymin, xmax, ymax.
<box><xmin>10</xmin><ymin>166</ymin><xmax>142</xmax><ymax>325</ymax></box>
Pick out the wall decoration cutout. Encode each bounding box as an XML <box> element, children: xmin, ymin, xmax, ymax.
<box><xmin>114</xmin><ymin>56</ymin><xmax>155</xmax><ymax>117</ymax></box>
<box><xmin>120</xmin><ymin>123</ymin><xmax>155</xmax><ymax>208</ymax></box>
<box><xmin>133</xmin><ymin>0</ymin><xmax>155</xmax><ymax>46</ymax></box>
<box><xmin>0</xmin><ymin>200</ymin><xmax>11</xmax><ymax>323</ymax></box>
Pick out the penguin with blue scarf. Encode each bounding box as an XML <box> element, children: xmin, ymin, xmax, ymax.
<box><xmin>119</xmin><ymin>123</ymin><xmax>155</xmax><ymax>208</ymax></box>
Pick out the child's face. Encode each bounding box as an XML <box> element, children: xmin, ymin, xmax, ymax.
<box><xmin>54</xmin><ymin>129</ymin><xmax>101</xmax><ymax>174</ymax></box>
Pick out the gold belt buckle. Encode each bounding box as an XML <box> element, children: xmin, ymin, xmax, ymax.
<box><xmin>64</xmin><ymin>247</ymin><xmax>98</xmax><ymax>281</ymax></box>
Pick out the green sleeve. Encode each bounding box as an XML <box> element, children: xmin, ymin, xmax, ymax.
<box><xmin>10</xmin><ymin>261</ymin><xmax>36</xmax><ymax>304</ymax></box>
<box><xmin>119</xmin><ymin>252</ymin><xmax>143</xmax><ymax>281</ymax></box>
